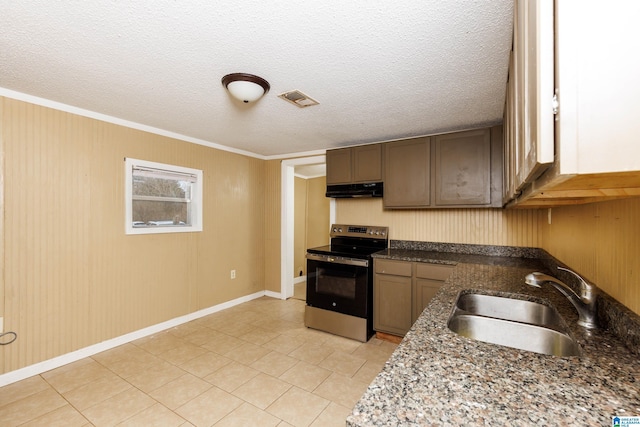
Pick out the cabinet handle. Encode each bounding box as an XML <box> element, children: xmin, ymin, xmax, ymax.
<box><xmin>552</xmin><ymin>90</ymin><xmax>559</xmax><ymax>120</ymax></box>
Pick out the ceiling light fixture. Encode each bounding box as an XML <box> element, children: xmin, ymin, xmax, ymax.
<box><xmin>221</xmin><ymin>73</ymin><xmax>270</xmax><ymax>103</ymax></box>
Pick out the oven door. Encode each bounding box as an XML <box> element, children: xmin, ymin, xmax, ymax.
<box><xmin>306</xmin><ymin>253</ymin><xmax>370</xmax><ymax>318</ymax></box>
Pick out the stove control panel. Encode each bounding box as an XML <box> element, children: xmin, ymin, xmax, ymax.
<box><xmin>330</xmin><ymin>224</ymin><xmax>388</xmax><ymax>239</ymax></box>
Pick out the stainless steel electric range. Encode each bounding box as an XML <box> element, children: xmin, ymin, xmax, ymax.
<box><xmin>304</xmin><ymin>224</ymin><xmax>389</xmax><ymax>342</ymax></box>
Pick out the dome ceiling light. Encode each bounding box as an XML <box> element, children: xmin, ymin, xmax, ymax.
<box><xmin>221</xmin><ymin>73</ymin><xmax>270</xmax><ymax>103</ymax></box>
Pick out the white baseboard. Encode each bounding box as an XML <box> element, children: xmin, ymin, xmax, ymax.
<box><xmin>0</xmin><ymin>290</ymin><xmax>269</xmax><ymax>387</ymax></box>
<box><xmin>264</xmin><ymin>290</ymin><xmax>283</xmax><ymax>299</ymax></box>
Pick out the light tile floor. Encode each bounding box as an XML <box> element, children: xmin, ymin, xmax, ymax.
<box><xmin>0</xmin><ymin>297</ymin><xmax>397</xmax><ymax>426</ymax></box>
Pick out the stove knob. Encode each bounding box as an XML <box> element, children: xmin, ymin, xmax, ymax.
<box><xmin>338</xmin><ymin>228</ymin><xmax>342</xmax><ymax>232</ymax></box>
<box><xmin>375</xmin><ymin>231</ymin><xmax>380</xmax><ymax>235</ymax></box>
<box><xmin>369</xmin><ymin>230</ymin><xmax>374</xmax><ymax>235</ymax></box>
<box><xmin>332</xmin><ymin>227</ymin><xmax>337</xmax><ymax>232</ymax></box>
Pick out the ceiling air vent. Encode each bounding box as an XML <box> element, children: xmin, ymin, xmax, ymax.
<box><xmin>278</xmin><ymin>90</ymin><xmax>319</xmax><ymax>108</ymax></box>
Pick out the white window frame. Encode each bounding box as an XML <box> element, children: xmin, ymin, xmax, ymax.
<box><xmin>125</xmin><ymin>157</ymin><xmax>203</xmax><ymax>235</ymax></box>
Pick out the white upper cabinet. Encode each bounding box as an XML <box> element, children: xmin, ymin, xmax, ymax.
<box><xmin>516</xmin><ymin>0</ymin><xmax>554</xmax><ymax>189</ymax></box>
<box><xmin>555</xmin><ymin>0</ymin><xmax>640</xmax><ymax>175</ymax></box>
<box><xmin>504</xmin><ymin>0</ymin><xmax>640</xmax><ymax>207</ymax></box>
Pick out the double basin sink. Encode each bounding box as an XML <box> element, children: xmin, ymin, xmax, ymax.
<box><xmin>447</xmin><ymin>292</ymin><xmax>582</xmax><ymax>357</ymax></box>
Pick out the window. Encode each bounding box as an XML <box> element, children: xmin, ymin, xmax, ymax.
<box><xmin>125</xmin><ymin>158</ymin><xmax>203</xmax><ymax>234</ymax></box>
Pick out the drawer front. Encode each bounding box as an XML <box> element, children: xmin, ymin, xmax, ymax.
<box><xmin>415</xmin><ymin>263</ymin><xmax>455</xmax><ymax>281</ymax></box>
<box><xmin>375</xmin><ymin>259</ymin><xmax>412</xmax><ymax>276</ymax></box>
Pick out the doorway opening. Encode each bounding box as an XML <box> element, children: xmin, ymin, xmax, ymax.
<box><xmin>280</xmin><ymin>156</ymin><xmax>335</xmax><ymax>300</ymax></box>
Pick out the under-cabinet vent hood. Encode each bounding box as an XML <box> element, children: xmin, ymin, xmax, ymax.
<box><xmin>326</xmin><ymin>182</ymin><xmax>383</xmax><ymax>198</ymax></box>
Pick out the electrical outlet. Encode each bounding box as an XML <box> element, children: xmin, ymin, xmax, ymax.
<box><xmin>231</xmin><ymin>270</ymin><xmax>236</xmax><ymax>279</ymax></box>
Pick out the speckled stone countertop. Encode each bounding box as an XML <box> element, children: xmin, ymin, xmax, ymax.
<box><xmin>347</xmin><ymin>244</ymin><xmax>640</xmax><ymax>426</ymax></box>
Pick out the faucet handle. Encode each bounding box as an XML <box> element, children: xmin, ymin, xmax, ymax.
<box><xmin>557</xmin><ymin>266</ymin><xmax>597</xmax><ymax>301</ymax></box>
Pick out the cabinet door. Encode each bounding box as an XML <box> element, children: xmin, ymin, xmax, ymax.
<box><xmin>413</xmin><ymin>263</ymin><xmax>454</xmax><ymax>323</ymax></box>
<box><xmin>374</xmin><ymin>274</ymin><xmax>412</xmax><ymax>336</ymax></box>
<box><xmin>383</xmin><ymin>138</ymin><xmax>431</xmax><ymax>207</ymax></box>
<box><xmin>412</xmin><ymin>279</ymin><xmax>442</xmax><ymax>324</ymax></box>
<box><xmin>507</xmin><ymin>0</ymin><xmax>554</xmax><ymax>194</ymax></box>
<box><xmin>353</xmin><ymin>144</ymin><xmax>383</xmax><ymax>183</ymax></box>
<box><xmin>415</xmin><ymin>263</ymin><xmax>454</xmax><ymax>281</ymax></box>
<box><xmin>434</xmin><ymin>129</ymin><xmax>491</xmax><ymax>206</ymax></box>
<box><xmin>503</xmin><ymin>53</ymin><xmax>518</xmax><ymax>203</ymax></box>
<box><xmin>555</xmin><ymin>2</ymin><xmax>640</xmax><ymax>174</ymax></box>
<box><xmin>326</xmin><ymin>148</ymin><xmax>352</xmax><ymax>185</ymax></box>
<box><xmin>519</xmin><ymin>0</ymin><xmax>554</xmax><ymax>184</ymax></box>
<box><xmin>375</xmin><ymin>259</ymin><xmax>412</xmax><ymax>276</ymax></box>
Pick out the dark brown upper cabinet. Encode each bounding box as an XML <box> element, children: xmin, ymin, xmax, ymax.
<box><xmin>384</xmin><ymin>137</ymin><xmax>431</xmax><ymax>208</ymax></box>
<box><xmin>384</xmin><ymin>127</ymin><xmax>503</xmax><ymax>208</ymax></box>
<box><xmin>326</xmin><ymin>144</ymin><xmax>383</xmax><ymax>185</ymax></box>
<box><xmin>434</xmin><ymin>128</ymin><xmax>492</xmax><ymax>206</ymax></box>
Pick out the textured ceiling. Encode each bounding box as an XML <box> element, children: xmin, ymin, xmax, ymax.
<box><xmin>0</xmin><ymin>1</ymin><xmax>513</xmax><ymax>158</ymax></box>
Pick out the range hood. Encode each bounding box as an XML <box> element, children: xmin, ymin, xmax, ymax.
<box><xmin>326</xmin><ymin>182</ymin><xmax>383</xmax><ymax>198</ymax></box>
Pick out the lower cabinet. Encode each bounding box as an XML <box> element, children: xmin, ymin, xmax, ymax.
<box><xmin>413</xmin><ymin>263</ymin><xmax>456</xmax><ymax>324</ymax></box>
<box><xmin>374</xmin><ymin>259</ymin><xmax>454</xmax><ymax>337</ymax></box>
<box><xmin>373</xmin><ymin>260</ymin><xmax>413</xmax><ymax>336</ymax></box>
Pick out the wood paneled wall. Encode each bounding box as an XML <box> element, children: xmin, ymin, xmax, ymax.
<box><xmin>294</xmin><ymin>177</ymin><xmax>307</xmax><ymax>277</ymax></box>
<box><xmin>263</xmin><ymin>160</ymin><xmax>281</xmax><ymax>293</ymax></box>
<box><xmin>336</xmin><ymin>198</ymin><xmax>541</xmax><ymax>247</ymax></box>
<box><xmin>305</xmin><ymin>176</ymin><xmax>330</xmax><ymax>250</ymax></box>
<box><xmin>539</xmin><ymin>199</ymin><xmax>640</xmax><ymax>315</ymax></box>
<box><xmin>336</xmin><ymin>197</ymin><xmax>640</xmax><ymax>315</ymax></box>
<box><xmin>0</xmin><ymin>97</ymin><xmax>265</xmax><ymax>374</ymax></box>
<box><xmin>293</xmin><ymin>176</ymin><xmax>330</xmax><ymax>279</ymax></box>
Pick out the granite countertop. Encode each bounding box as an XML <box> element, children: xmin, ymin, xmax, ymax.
<box><xmin>347</xmin><ymin>247</ymin><xmax>640</xmax><ymax>426</ymax></box>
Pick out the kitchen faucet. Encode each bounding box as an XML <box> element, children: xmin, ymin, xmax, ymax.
<box><xmin>525</xmin><ymin>267</ymin><xmax>598</xmax><ymax>329</ymax></box>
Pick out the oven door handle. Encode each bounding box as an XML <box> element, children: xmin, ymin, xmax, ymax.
<box><xmin>306</xmin><ymin>253</ymin><xmax>369</xmax><ymax>267</ymax></box>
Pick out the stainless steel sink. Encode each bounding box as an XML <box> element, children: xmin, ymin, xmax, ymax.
<box><xmin>454</xmin><ymin>293</ymin><xmax>563</xmax><ymax>328</ymax></box>
<box><xmin>447</xmin><ymin>292</ymin><xmax>582</xmax><ymax>357</ymax></box>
